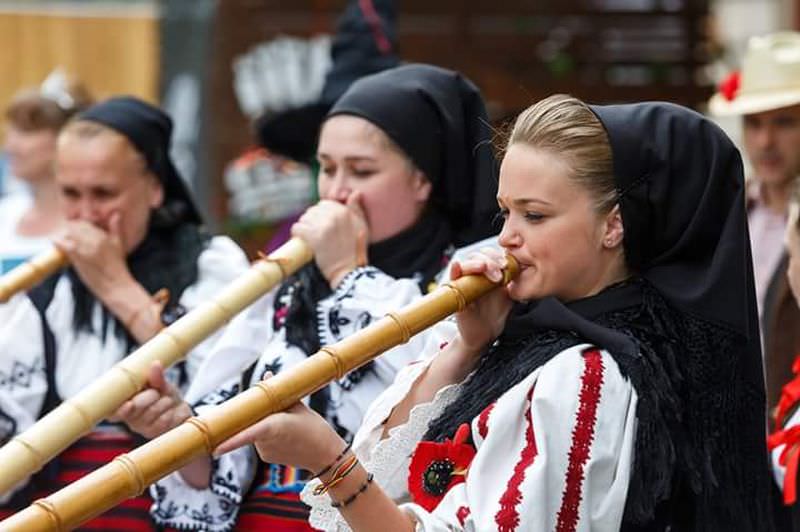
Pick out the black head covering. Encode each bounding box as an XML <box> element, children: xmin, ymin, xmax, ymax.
<box><xmin>256</xmin><ymin>0</ymin><xmax>399</xmax><ymax>162</ymax></box>
<box><xmin>589</xmin><ymin>102</ymin><xmax>753</xmax><ymax>337</ymax></box>
<box><xmin>328</xmin><ymin>63</ymin><xmax>498</xmax><ymax>246</ymax></box>
<box><xmin>425</xmin><ymin>102</ymin><xmax>772</xmax><ymax>531</ymax></box>
<box><xmin>78</xmin><ymin>96</ymin><xmax>203</xmax><ymax>225</ymax></box>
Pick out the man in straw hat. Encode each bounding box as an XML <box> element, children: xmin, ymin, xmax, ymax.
<box><xmin>710</xmin><ymin>32</ymin><xmax>800</xmax><ymax>429</ymax></box>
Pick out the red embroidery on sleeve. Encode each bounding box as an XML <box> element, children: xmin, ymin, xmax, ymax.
<box><xmin>477</xmin><ymin>401</ymin><xmax>495</xmax><ymax>440</ymax></box>
<box><xmin>555</xmin><ymin>348</ymin><xmax>605</xmax><ymax>532</ymax></box>
<box><xmin>495</xmin><ymin>386</ymin><xmax>537</xmax><ymax>531</ymax></box>
<box><xmin>456</xmin><ymin>506</ymin><xmax>471</xmax><ymax>526</ymax></box>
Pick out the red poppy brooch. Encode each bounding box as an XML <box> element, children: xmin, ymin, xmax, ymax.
<box><xmin>719</xmin><ymin>71</ymin><xmax>741</xmax><ymax>102</ymax></box>
<box><xmin>408</xmin><ymin>423</ymin><xmax>476</xmax><ymax>511</ymax></box>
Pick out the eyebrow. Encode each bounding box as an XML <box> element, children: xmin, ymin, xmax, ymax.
<box><xmin>497</xmin><ymin>197</ymin><xmax>553</xmax><ymax>207</ymax></box>
<box><xmin>317</xmin><ymin>153</ymin><xmax>378</xmax><ymax>163</ymax></box>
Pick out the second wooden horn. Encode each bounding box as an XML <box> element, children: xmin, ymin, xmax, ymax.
<box><xmin>0</xmin><ymin>248</ymin><xmax>69</xmax><ymax>303</ymax></box>
<box><xmin>0</xmin><ymin>237</ymin><xmax>312</xmax><ymax>497</ymax></box>
<box><xmin>0</xmin><ymin>256</ymin><xmax>517</xmax><ymax>531</ymax></box>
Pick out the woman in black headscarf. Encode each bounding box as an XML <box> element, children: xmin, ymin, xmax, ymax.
<box><xmin>120</xmin><ymin>64</ymin><xmax>498</xmax><ymax>531</ymax></box>
<box><xmin>223</xmin><ymin>94</ymin><xmax>773</xmax><ymax>532</ymax></box>
<box><xmin>0</xmin><ymin>97</ymin><xmax>250</xmax><ymax>529</ymax></box>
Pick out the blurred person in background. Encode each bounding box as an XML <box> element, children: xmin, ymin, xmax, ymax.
<box><xmin>768</xmin><ymin>180</ymin><xmax>800</xmax><ymax>531</ymax></box>
<box><xmin>709</xmin><ymin>32</ymin><xmax>800</xmax><ymax>425</ymax></box>
<box><xmin>0</xmin><ymin>70</ymin><xmax>93</xmax><ymax>274</ymax></box>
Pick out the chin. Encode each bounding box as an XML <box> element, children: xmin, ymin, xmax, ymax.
<box><xmin>506</xmin><ymin>280</ymin><xmax>540</xmax><ymax>302</ymax></box>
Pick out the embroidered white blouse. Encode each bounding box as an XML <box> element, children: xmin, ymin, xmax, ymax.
<box><xmin>302</xmin><ymin>341</ymin><xmax>638</xmax><ymax>532</ymax></box>
<box><xmin>0</xmin><ymin>236</ymin><xmax>250</xmax><ymax>499</ymax></box>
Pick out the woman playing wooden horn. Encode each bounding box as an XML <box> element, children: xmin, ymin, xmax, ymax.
<box><xmin>218</xmin><ymin>96</ymin><xmax>774</xmax><ymax>531</ymax></box>
<box><xmin>114</xmin><ymin>64</ymin><xmax>498</xmax><ymax>531</ymax></box>
<box><xmin>0</xmin><ymin>97</ymin><xmax>251</xmax><ymax>527</ymax></box>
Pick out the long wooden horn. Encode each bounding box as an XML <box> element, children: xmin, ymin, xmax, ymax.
<box><xmin>0</xmin><ymin>256</ymin><xmax>517</xmax><ymax>531</ymax></box>
<box><xmin>0</xmin><ymin>248</ymin><xmax>68</xmax><ymax>303</ymax></box>
<box><xmin>0</xmin><ymin>237</ymin><xmax>312</xmax><ymax>497</ymax></box>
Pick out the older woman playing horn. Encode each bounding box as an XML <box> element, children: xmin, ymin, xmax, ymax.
<box><xmin>0</xmin><ymin>97</ymin><xmax>249</xmax><ymax>529</ymax></box>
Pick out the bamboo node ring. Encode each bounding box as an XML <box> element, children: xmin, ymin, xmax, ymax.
<box><xmin>186</xmin><ymin>417</ymin><xmax>214</xmax><ymax>454</ymax></box>
<box><xmin>14</xmin><ymin>436</ymin><xmax>45</xmax><ymax>469</ymax></box>
<box><xmin>116</xmin><ymin>365</ymin><xmax>143</xmax><ymax>393</ymax></box>
<box><xmin>113</xmin><ymin>454</ymin><xmax>146</xmax><ymax>496</ymax></box>
<box><xmin>442</xmin><ymin>283</ymin><xmax>468</xmax><ymax>311</ymax></box>
<box><xmin>160</xmin><ymin>329</ymin><xmax>189</xmax><ymax>355</ymax></box>
<box><xmin>320</xmin><ymin>347</ymin><xmax>345</xmax><ymax>379</ymax></box>
<box><xmin>32</xmin><ymin>498</ymin><xmax>63</xmax><ymax>531</ymax></box>
<box><xmin>65</xmin><ymin>401</ymin><xmax>93</xmax><ymax>431</ymax></box>
<box><xmin>385</xmin><ymin>312</ymin><xmax>411</xmax><ymax>344</ymax></box>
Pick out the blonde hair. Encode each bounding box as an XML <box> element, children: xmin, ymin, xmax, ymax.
<box><xmin>508</xmin><ymin>94</ymin><xmax>616</xmax><ymax>212</ymax></box>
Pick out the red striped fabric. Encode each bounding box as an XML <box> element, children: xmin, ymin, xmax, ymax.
<box><xmin>555</xmin><ymin>348</ymin><xmax>605</xmax><ymax>532</ymax></box>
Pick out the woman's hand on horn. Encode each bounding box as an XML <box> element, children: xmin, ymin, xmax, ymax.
<box><xmin>450</xmin><ymin>248</ymin><xmax>514</xmax><ymax>354</ymax></box>
<box><xmin>109</xmin><ymin>361</ymin><xmax>192</xmax><ymax>440</ymax></box>
<box><xmin>214</xmin><ymin>373</ymin><xmax>345</xmax><ymax>474</ymax></box>
<box><xmin>54</xmin><ymin>215</ymin><xmax>133</xmax><ymax>297</ymax></box>
<box><xmin>292</xmin><ymin>192</ymin><xmax>369</xmax><ymax>288</ymax></box>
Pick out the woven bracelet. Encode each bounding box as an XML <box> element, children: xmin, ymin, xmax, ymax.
<box><xmin>311</xmin><ymin>441</ymin><xmax>353</xmax><ymax>479</ymax></box>
<box><xmin>331</xmin><ymin>473</ymin><xmax>374</xmax><ymax>509</ymax></box>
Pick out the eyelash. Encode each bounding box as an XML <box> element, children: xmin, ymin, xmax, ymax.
<box><xmin>493</xmin><ymin>209</ymin><xmax>545</xmax><ymax>226</ymax></box>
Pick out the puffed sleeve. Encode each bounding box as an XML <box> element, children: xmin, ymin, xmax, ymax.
<box><xmin>0</xmin><ymin>294</ymin><xmax>47</xmax><ymax>502</ymax></box>
<box><xmin>404</xmin><ymin>344</ymin><xmax>638</xmax><ymax>531</ymax></box>
<box><xmin>178</xmin><ymin>236</ymin><xmax>258</xmax><ymax>403</ymax></box>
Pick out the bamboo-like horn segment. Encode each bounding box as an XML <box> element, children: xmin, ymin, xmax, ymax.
<box><xmin>0</xmin><ymin>237</ymin><xmax>312</xmax><ymax>497</ymax></box>
<box><xmin>0</xmin><ymin>256</ymin><xmax>518</xmax><ymax>531</ymax></box>
<box><xmin>0</xmin><ymin>248</ymin><xmax>68</xmax><ymax>303</ymax></box>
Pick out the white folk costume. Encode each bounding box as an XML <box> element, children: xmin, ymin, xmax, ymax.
<box><xmin>148</xmin><ymin>63</ymin><xmax>499</xmax><ymax>532</ymax></box>
<box><xmin>0</xmin><ymin>97</ymin><xmax>250</xmax><ymax>531</ymax></box>
<box><xmin>300</xmin><ymin>101</ymin><xmax>770</xmax><ymax>531</ymax></box>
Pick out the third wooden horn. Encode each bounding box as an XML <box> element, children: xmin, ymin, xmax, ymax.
<box><xmin>0</xmin><ymin>237</ymin><xmax>312</xmax><ymax>496</ymax></box>
<box><xmin>0</xmin><ymin>256</ymin><xmax>518</xmax><ymax>531</ymax></box>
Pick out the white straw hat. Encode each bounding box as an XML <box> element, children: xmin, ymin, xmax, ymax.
<box><xmin>709</xmin><ymin>32</ymin><xmax>800</xmax><ymax>116</ymax></box>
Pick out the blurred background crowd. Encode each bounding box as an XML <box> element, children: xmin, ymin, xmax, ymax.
<box><xmin>0</xmin><ymin>0</ymin><xmax>788</xmax><ymax>254</ymax></box>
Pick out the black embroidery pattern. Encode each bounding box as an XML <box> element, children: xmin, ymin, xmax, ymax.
<box><xmin>0</xmin><ymin>409</ymin><xmax>17</xmax><ymax>446</ymax></box>
<box><xmin>258</xmin><ymin>357</ymin><xmax>283</xmax><ymax>382</ymax></box>
<box><xmin>0</xmin><ymin>358</ymin><xmax>44</xmax><ymax>391</ymax></box>
<box><xmin>151</xmin><ymin>458</ymin><xmax>241</xmax><ymax>531</ymax></box>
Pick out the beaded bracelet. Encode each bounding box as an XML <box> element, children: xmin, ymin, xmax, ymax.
<box><xmin>313</xmin><ymin>455</ymin><xmax>359</xmax><ymax>496</ymax></box>
<box><xmin>311</xmin><ymin>441</ymin><xmax>353</xmax><ymax>479</ymax></box>
<box><xmin>331</xmin><ymin>472</ymin><xmax>374</xmax><ymax>509</ymax></box>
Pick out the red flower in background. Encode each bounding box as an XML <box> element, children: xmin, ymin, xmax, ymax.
<box><xmin>408</xmin><ymin>423</ymin><xmax>476</xmax><ymax>512</ymax></box>
<box><xmin>719</xmin><ymin>71</ymin><xmax>741</xmax><ymax>101</ymax></box>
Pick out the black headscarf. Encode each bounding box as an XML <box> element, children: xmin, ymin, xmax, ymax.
<box><xmin>328</xmin><ymin>63</ymin><xmax>498</xmax><ymax>246</ymax></box>
<box><xmin>256</xmin><ymin>0</ymin><xmax>399</xmax><ymax>163</ymax></box>
<box><xmin>41</xmin><ymin>96</ymin><xmax>209</xmax><ymax>346</ymax></box>
<box><xmin>425</xmin><ymin>102</ymin><xmax>772</xmax><ymax>531</ymax></box>
<box><xmin>78</xmin><ymin>96</ymin><xmax>203</xmax><ymax>225</ymax></box>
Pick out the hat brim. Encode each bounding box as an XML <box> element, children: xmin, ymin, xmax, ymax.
<box><xmin>709</xmin><ymin>89</ymin><xmax>800</xmax><ymax>116</ymax></box>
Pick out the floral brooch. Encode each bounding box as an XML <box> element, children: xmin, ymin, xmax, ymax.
<box><xmin>408</xmin><ymin>423</ymin><xmax>476</xmax><ymax>511</ymax></box>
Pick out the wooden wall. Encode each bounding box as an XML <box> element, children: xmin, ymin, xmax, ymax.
<box><xmin>0</xmin><ymin>2</ymin><xmax>159</xmax><ymax>117</ymax></box>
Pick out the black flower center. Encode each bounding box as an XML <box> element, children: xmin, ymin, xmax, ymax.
<box><xmin>423</xmin><ymin>459</ymin><xmax>454</xmax><ymax>496</ymax></box>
